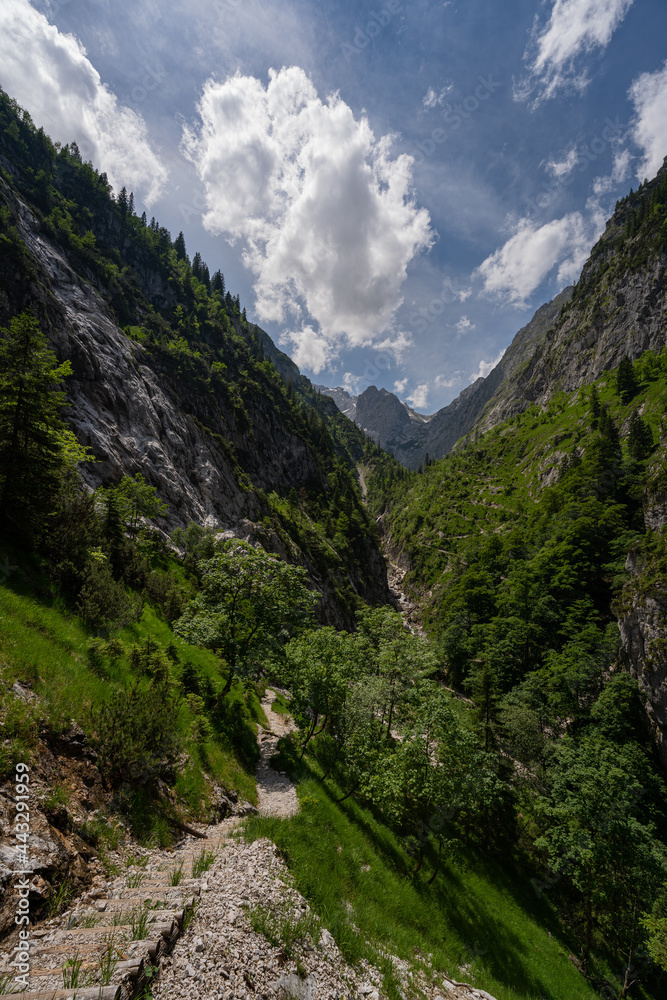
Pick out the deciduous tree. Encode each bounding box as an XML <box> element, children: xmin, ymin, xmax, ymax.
<box><xmin>175</xmin><ymin>540</ymin><xmax>317</xmax><ymax>692</ymax></box>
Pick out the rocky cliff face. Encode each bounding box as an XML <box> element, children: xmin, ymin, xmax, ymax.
<box><xmin>618</xmin><ymin>484</ymin><xmax>667</xmax><ymax>768</ymax></box>
<box><xmin>312</xmin><ymin>384</ymin><xmax>358</xmax><ymax>422</ymax></box>
<box><xmin>322</xmin><ymin>161</ymin><xmax>667</xmax><ymax>472</ymax></box>
<box><xmin>0</xmin><ymin>177</ymin><xmax>389</xmax><ymax>622</ymax></box>
<box><xmin>476</xmin><ymin>158</ymin><xmax>667</xmax><ymax>432</ymax></box>
<box><xmin>354</xmin><ymin>385</ymin><xmax>431</xmax><ymax>460</ymax></box>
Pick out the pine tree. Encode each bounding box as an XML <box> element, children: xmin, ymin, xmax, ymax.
<box><xmin>598</xmin><ymin>407</ymin><xmax>622</xmax><ymax>465</ymax></box>
<box><xmin>616</xmin><ymin>355</ymin><xmax>638</xmax><ymax>404</ymax></box>
<box><xmin>627</xmin><ymin>410</ymin><xmax>653</xmax><ymax>461</ymax></box>
<box><xmin>174</xmin><ymin>231</ymin><xmax>187</xmax><ymax>262</ymax></box>
<box><xmin>128</xmin><ymin>191</ymin><xmax>134</xmax><ymax>216</ymax></box>
<box><xmin>118</xmin><ymin>186</ymin><xmax>128</xmax><ymax>218</ymax></box>
<box><xmin>201</xmin><ymin>263</ymin><xmax>211</xmax><ymax>292</ymax></box>
<box><xmin>212</xmin><ymin>270</ymin><xmax>225</xmax><ymax>296</ymax></box>
<box><xmin>590</xmin><ymin>384</ymin><xmax>601</xmax><ymax>420</ymax></box>
<box><xmin>468</xmin><ymin>659</ymin><xmax>500</xmax><ymax>752</ymax></box>
<box><xmin>104</xmin><ymin>489</ymin><xmax>125</xmax><ymax>576</ymax></box>
<box><xmin>0</xmin><ymin>313</ymin><xmax>88</xmax><ymax>539</ymax></box>
<box><xmin>192</xmin><ymin>252</ymin><xmax>203</xmax><ymax>280</ymax></box>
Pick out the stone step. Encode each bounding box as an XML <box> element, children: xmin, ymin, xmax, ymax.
<box><xmin>104</xmin><ymin>904</ymin><xmax>184</xmax><ymax>921</ymax></box>
<box><xmin>1</xmin><ymin>829</ymin><xmax>225</xmax><ymax>1000</ymax></box>
<box><xmin>99</xmin><ymin>886</ymin><xmax>199</xmax><ymax>902</ymax></box>
<box><xmin>116</xmin><ymin>877</ymin><xmax>202</xmax><ymax>890</ymax></box>
<box><xmin>5</xmin><ymin>988</ymin><xmax>122</xmax><ymax>1000</ymax></box>
<box><xmin>52</xmin><ymin>917</ymin><xmax>179</xmax><ymax>937</ymax></box>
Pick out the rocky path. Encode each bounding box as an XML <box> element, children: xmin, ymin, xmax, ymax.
<box><xmin>0</xmin><ymin>829</ymin><xmax>225</xmax><ymax>999</ymax></box>
<box><xmin>256</xmin><ymin>689</ymin><xmax>299</xmax><ymax>819</ymax></box>
<box><xmin>0</xmin><ymin>690</ymin><xmax>498</xmax><ymax>1000</ymax></box>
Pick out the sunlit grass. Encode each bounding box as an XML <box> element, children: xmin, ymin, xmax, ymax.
<box><xmin>245</xmin><ymin>764</ymin><xmax>602</xmax><ymax>1000</ymax></box>
<box><xmin>0</xmin><ymin>577</ymin><xmax>258</xmax><ymax>806</ymax></box>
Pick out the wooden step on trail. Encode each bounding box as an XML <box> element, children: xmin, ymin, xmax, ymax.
<box><xmin>0</xmin><ymin>820</ymin><xmax>238</xmax><ymax>1000</ymax></box>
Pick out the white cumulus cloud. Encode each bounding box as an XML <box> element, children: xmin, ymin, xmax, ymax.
<box><xmin>520</xmin><ymin>0</ymin><xmax>634</xmax><ymax>103</ymax></box>
<box><xmin>476</xmin><ymin>211</ymin><xmax>604</xmax><ymax>305</ymax></box>
<box><xmin>182</xmin><ymin>67</ymin><xmax>433</xmax><ymax>374</ymax></box>
<box><xmin>406</xmin><ymin>383</ymin><xmax>429</xmax><ymax>410</ymax></box>
<box><xmin>455</xmin><ymin>315</ymin><xmax>475</xmax><ymax>337</ymax></box>
<box><xmin>422</xmin><ymin>84</ymin><xmax>453</xmax><ymax>110</ymax></box>
<box><xmin>469</xmin><ymin>350</ymin><xmax>506</xmax><ymax>382</ymax></box>
<box><xmin>394</xmin><ymin>378</ymin><xmax>409</xmax><ymax>393</ymax></box>
<box><xmin>629</xmin><ymin>60</ymin><xmax>667</xmax><ymax>181</ymax></box>
<box><xmin>434</xmin><ymin>372</ymin><xmax>463</xmax><ymax>389</ymax></box>
<box><xmin>0</xmin><ymin>0</ymin><xmax>167</xmax><ymax>205</ymax></box>
<box><xmin>592</xmin><ymin>147</ymin><xmax>632</xmax><ymax>195</ymax></box>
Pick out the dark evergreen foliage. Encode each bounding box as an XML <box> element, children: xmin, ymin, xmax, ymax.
<box><xmin>616</xmin><ymin>354</ymin><xmax>639</xmax><ymax>403</ymax></box>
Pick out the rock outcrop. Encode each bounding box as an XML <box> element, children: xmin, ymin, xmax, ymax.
<box><xmin>618</xmin><ymin>486</ymin><xmax>667</xmax><ymax>768</ymax></box>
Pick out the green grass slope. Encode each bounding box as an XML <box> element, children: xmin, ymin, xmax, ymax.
<box><xmin>246</xmin><ymin>761</ymin><xmax>604</xmax><ymax>1000</ymax></box>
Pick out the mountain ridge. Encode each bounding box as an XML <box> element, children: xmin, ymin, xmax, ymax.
<box><xmin>316</xmin><ymin>286</ymin><xmax>574</xmax><ymax>468</ymax></box>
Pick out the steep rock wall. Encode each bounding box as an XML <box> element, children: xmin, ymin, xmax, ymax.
<box><xmin>0</xmin><ymin>182</ymin><xmax>390</xmax><ymax>619</ymax></box>
<box><xmin>618</xmin><ymin>487</ymin><xmax>667</xmax><ymax>768</ymax></box>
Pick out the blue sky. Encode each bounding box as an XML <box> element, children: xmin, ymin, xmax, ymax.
<box><xmin>1</xmin><ymin>0</ymin><xmax>666</xmax><ymax>412</ymax></box>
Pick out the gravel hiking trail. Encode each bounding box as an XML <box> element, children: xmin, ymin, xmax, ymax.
<box><xmin>256</xmin><ymin>688</ymin><xmax>300</xmax><ymax>819</ymax></box>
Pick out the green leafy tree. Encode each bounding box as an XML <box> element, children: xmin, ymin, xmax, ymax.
<box><xmin>175</xmin><ymin>540</ymin><xmax>317</xmax><ymax>692</ymax></box>
<box><xmin>0</xmin><ymin>312</ymin><xmax>89</xmax><ymax>539</ymax></box>
<box><xmin>589</xmin><ymin>672</ymin><xmax>646</xmax><ymax>743</ymax></box>
<box><xmin>380</xmin><ymin>692</ymin><xmax>503</xmax><ymax>877</ymax></box>
<box><xmin>285</xmin><ymin>626</ymin><xmax>359</xmax><ymax>758</ymax></box>
<box><xmin>320</xmin><ymin>675</ymin><xmax>387</xmax><ymax>788</ymax></box>
<box><xmin>106</xmin><ymin>473</ymin><xmax>167</xmax><ymax>539</ymax></box>
<box><xmin>536</xmin><ymin>736</ymin><xmax>667</xmax><ymax>978</ymax></box>
<box><xmin>642</xmin><ymin>900</ymin><xmax>667</xmax><ymax>973</ymax></box>
<box><xmin>171</xmin><ymin>521</ymin><xmax>217</xmax><ymax>575</ymax></box>
<box><xmin>357</xmin><ymin>606</ymin><xmax>437</xmax><ymax>738</ymax></box>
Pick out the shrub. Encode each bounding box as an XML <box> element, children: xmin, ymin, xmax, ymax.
<box><xmin>0</xmin><ymin>689</ymin><xmax>41</xmax><ymax>780</ymax></box>
<box><xmin>76</xmin><ymin>555</ymin><xmax>143</xmax><ymax>630</ymax></box>
<box><xmin>94</xmin><ymin>675</ymin><xmax>184</xmax><ymax>787</ymax></box>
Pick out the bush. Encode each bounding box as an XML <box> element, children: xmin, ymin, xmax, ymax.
<box><xmin>0</xmin><ymin>689</ymin><xmax>41</xmax><ymax>780</ymax></box>
<box><xmin>76</xmin><ymin>555</ymin><xmax>143</xmax><ymax>630</ymax></box>
<box><xmin>94</xmin><ymin>675</ymin><xmax>184</xmax><ymax>787</ymax></box>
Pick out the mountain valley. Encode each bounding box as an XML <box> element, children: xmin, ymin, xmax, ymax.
<box><xmin>1</xmin><ymin>89</ymin><xmax>667</xmax><ymax>1000</ymax></box>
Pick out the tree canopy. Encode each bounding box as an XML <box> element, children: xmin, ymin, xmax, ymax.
<box><xmin>174</xmin><ymin>539</ymin><xmax>317</xmax><ymax>692</ymax></box>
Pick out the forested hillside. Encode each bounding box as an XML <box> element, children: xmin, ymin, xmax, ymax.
<box><xmin>0</xmin><ymin>89</ymin><xmax>390</xmax><ymax>930</ymax></box>
<box><xmin>368</xmin><ymin>346</ymin><xmax>667</xmax><ymax>994</ymax></box>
